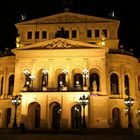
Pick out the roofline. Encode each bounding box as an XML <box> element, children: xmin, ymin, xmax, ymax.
<box><xmin>15</xmin><ymin>11</ymin><xmax>119</xmax><ymax>25</ymax></box>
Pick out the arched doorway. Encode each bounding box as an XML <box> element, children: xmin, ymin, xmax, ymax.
<box><xmin>51</xmin><ymin>102</ymin><xmax>61</xmax><ymax>129</ymax></box>
<box><xmin>71</xmin><ymin>105</ymin><xmax>81</xmax><ymax>128</ymax></box>
<box><xmin>112</xmin><ymin>107</ymin><xmax>121</xmax><ymax>128</ymax></box>
<box><xmin>5</xmin><ymin>108</ymin><xmax>11</xmax><ymax>128</ymax></box>
<box><xmin>28</xmin><ymin>102</ymin><xmax>40</xmax><ymax>128</ymax></box>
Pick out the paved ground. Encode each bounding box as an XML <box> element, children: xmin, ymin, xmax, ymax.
<box><xmin>0</xmin><ymin>128</ymin><xmax>140</xmax><ymax>140</ymax></box>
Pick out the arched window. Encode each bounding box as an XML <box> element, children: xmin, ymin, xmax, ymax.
<box><xmin>74</xmin><ymin>73</ymin><xmax>83</xmax><ymax>91</ymax></box>
<box><xmin>23</xmin><ymin>70</ymin><xmax>35</xmax><ymax>91</ymax></box>
<box><xmin>0</xmin><ymin>76</ymin><xmax>4</xmax><ymax>96</ymax></box>
<box><xmin>89</xmin><ymin>73</ymin><xmax>100</xmax><ymax>92</ymax></box>
<box><xmin>42</xmin><ymin>69</ymin><xmax>49</xmax><ymax>89</ymax></box>
<box><xmin>124</xmin><ymin>75</ymin><xmax>130</xmax><ymax>96</ymax></box>
<box><xmin>8</xmin><ymin>75</ymin><xmax>14</xmax><ymax>95</ymax></box>
<box><xmin>110</xmin><ymin>73</ymin><xmax>119</xmax><ymax>95</ymax></box>
<box><xmin>58</xmin><ymin>73</ymin><xmax>66</xmax><ymax>91</ymax></box>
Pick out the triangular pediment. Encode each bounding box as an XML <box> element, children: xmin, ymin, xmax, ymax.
<box><xmin>16</xmin><ymin>12</ymin><xmax>118</xmax><ymax>25</ymax></box>
<box><xmin>13</xmin><ymin>38</ymin><xmax>101</xmax><ymax>51</ymax></box>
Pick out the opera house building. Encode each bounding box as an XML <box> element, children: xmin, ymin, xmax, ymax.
<box><xmin>0</xmin><ymin>11</ymin><xmax>140</xmax><ymax>129</ymax></box>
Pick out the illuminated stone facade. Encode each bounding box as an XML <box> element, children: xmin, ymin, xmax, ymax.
<box><xmin>0</xmin><ymin>12</ymin><xmax>140</xmax><ymax>129</ymax></box>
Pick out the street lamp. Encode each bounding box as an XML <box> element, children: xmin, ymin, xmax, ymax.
<box><xmin>79</xmin><ymin>94</ymin><xmax>89</xmax><ymax>128</ymax></box>
<box><xmin>11</xmin><ymin>95</ymin><xmax>22</xmax><ymax>128</ymax></box>
<box><xmin>124</xmin><ymin>96</ymin><xmax>134</xmax><ymax>128</ymax></box>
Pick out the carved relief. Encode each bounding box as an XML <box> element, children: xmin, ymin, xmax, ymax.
<box><xmin>42</xmin><ymin>40</ymin><xmax>77</xmax><ymax>49</ymax></box>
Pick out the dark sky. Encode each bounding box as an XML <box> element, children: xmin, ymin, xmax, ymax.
<box><xmin>0</xmin><ymin>0</ymin><xmax>139</xmax><ymax>57</ymax></box>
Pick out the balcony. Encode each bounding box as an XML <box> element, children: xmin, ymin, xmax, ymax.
<box><xmin>22</xmin><ymin>86</ymin><xmax>90</xmax><ymax>92</ymax></box>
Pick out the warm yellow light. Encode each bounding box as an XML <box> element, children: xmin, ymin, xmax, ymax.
<box><xmin>23</xmin><ymin>69</ymin><xmax>30</xmax><ymax>75</ymax></box>
<box><xmin>101</xmin><ymin>41</ymin><xmax>105</xmax><ymax>47</ymax></box>
<box><xmin>63</xmin><ymin>69</ymin><xmax>68</xmax><ymax>75</ymax></box>
<box><xmin>42</xmin><ymin>69</ymin><xmax>49</xmax><ymax>75</ymax></box>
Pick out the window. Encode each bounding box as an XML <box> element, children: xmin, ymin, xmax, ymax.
<box><xmin>27</xmin><ymin>31</ymin><xmax>32</xmax><ymax>39</ymax></box>
<box><xmin>35</xmin><ymin>31</ymin><xmax>39</xmax><ymax>39</ymax></box>
<box><xmin>110</xmin><ymin>73</ymin><xmax>119</xmax><ymax>95</ymax></box>
<box><xmin>42</xmin><ymin>31</ymin><xmax>47</xmax><ymax>39</ymax></box>
<box><xmin>58</xmin><ymin>73</ymin><xmax>66</xmax><ymax>91</ymax></box>
<box><xmin>74</xmin><ymin>74</ymin><xmax>83</xmax><ymax>91</ymax></box>
<box><xmin>42</xmin><ymin>70</ymin><xmax>48</xmax><ymax>87</ymax></box>
<box><xmin>65</xmin><ymin>30</ymin><xmax>69</xmax><ymax>38</ymax></box>
<box><xmin>124</xmin><ymin>75</ymin><xmax>130</xmax><ymax>95</ymax></box>
<box><xmin>23</xmin><ymin>70</ymin><xmax>34</xmax><ymax>91</ymax></box>
<box><xmin>102</xmin><ymin>29</ymin><xmax>107</xmax><ymax>37</ymax></box>
<box><xmin>138</xmin><ymin>76</ymin><xmax>140</xmax><ymax>91</ymax></box>
<box><xmin>72</xmin><ymin>30</ymin><xmax>77</xmax><ymax>38</ymax></box>
<box><xmin>8</xmin><ymin>75</ymin><xmax>14</xmax><ymax>95</ymax></box>
<box><xmin>87</xmin><ymin>30</ymin><xmax>92</xmax><ymax>38</ymax></box>
<box><xmin>89</xmin><ymin>73</ymin><xmax>100</xmax><ymax>92</ymax></box>
<box><xmin>0</xmin><ymin>76</ymin><xmax>4</xmax><ymax>96</ymax></box>
<box><xmin>95</xmin><ymin>29</ymin><xmax>100</xmax><ymax>37</ymax></box>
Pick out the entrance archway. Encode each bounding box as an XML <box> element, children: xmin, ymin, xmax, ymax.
<box><xmin>112</xmin><ymin>107</ymin><xmax>121</xmax><ymax>128</ymax></box>
<box><xmin>28</xmin><ymin>102</ymin><xmax>40</xmax><ymax>128</ymax></box>
<box><xmin>71</xmin><ymin>105</ymin><xmax>81</xmax><ymax>128</ymax></box>
<box><xmin>5</xmin><ymin>108</ymin><xmax>11</xmax><ymax>128</ymax></box>
<box><xmin>51</xmin><ymin>102</ymin><xmax>61</xmax><ymax>129</ymax></box>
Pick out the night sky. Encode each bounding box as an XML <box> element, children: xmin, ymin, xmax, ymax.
<box><xmin>0</xmin><ymin>0</ymin><xmax>139</xmax><ymax>57</ymax></box>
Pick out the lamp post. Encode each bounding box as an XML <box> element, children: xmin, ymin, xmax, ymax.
<box><xmin>79</xmin><ymin>94</ymin><xmax>89</xmax><ymax>128</ymax></box>
<box><xmin>11</xmin><ymin>95</ymin><xmax>22</xmax><ymax>128</ymax></box>
<box><xmin>124</xmin><ymin>96</ymin><xmax>134</xmax><ymax>128</ymax></box>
